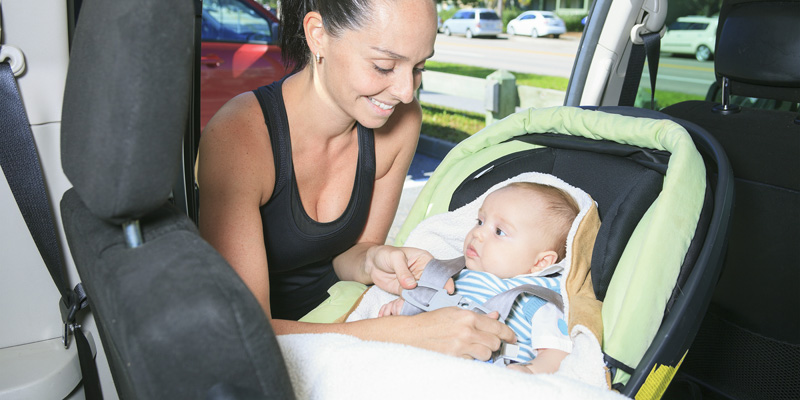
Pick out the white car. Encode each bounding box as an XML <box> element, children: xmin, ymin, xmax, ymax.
<box><xmin>441</xmin><ymin>8</ymin><xmax>503</xmax><ymax>39</ymax></box>
<box><xmin>506</xmin><ymin>10</ymin><xmax>567</xmax><ymax>38</ymax></box>
<box><xmin>661</xmin><ymin>15</ymin><xmax>718</xmax><ymax>61</ymax></box>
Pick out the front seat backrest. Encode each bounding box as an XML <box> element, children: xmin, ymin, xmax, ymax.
<box><xmin>59</xmin><ymin>0</ymin><xmax>294</xmax><ymax>397</ymax></box>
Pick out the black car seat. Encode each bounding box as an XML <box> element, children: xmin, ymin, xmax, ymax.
<box><xmin>661</xmin><ymin>0</ymin><xmax>800</xmax><ymax>398</ymax></box>
<box><xmin>59</xmin><ymin>0</ymin><xmax>293</xmax><ymax>397</ymax></box>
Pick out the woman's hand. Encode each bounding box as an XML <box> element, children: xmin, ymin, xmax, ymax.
<box><xmin>395</xmin><ymin>308</ymin><xmax>517</xmax><ymax>361</ymax></box>
<box><xmin>365</xmin><ymin>246</ymin><xmax>434</xmax><ymax>295</ymax></box>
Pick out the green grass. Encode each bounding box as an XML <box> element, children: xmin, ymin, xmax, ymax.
<box><xmin>425</xmin><ymin>61</ymin><xmax>569</xmax><ymax>91</ymax></box>
<box><xmin>420</xmin><ymin>102</ymin><xmax>485</xmax><ymax>143</ymax></box>
<box><xmin>419</xmin><ymin>62</ymin><xmax>706</xmax><ymax>143</ymax></box>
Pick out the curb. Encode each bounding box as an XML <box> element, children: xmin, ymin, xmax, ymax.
<box><xmin>417</xmin><ymin>134</ymin><xmax>457</xmax><ymax>160</ymax></box>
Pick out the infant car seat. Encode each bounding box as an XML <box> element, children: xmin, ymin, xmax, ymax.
<box><xmin>394</xmin><ymin>106</ymin><xmax>734</xmax><ymax>398</ymax></box>
<box><xmin>58</xmin><ymin>0</ymin><xmax>293</xmax><ymax>397</ymax></box>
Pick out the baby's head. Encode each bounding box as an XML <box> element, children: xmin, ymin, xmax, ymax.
<box><xmin>463</xmin><ymin>182</ymin><xmax>580</xmax><ymax>279</ymax></box>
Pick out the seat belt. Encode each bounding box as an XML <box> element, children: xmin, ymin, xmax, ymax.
<box><xmin>619</xmin><ymin>31</ymin><xmax>661</xmax><ymax>109</ymax></box>
<box><xmin>0</xmin><ymin>59</ymin><xmax>103</xmax><ymax>400</ymax></box>
<box><xmin>400</xmin><ymin>257</ymin><xmax>564</xmax><ymax>365</ymax></box>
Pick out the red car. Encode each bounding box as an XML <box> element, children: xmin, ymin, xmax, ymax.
<box><xmin>200</xmin><ymin>0</ymin><xmax>290</xmax><ymax>130</ymax></box>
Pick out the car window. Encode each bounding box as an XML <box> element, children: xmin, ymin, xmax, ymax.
<box><xmin>466</xmin><ymin>11</ymin><xmax>475</xmax><ymax>19</ymax></box>
<box><xmin>523</xmin><ymin>15</ymin><xmax>535</xmax><ymax>20</ymax></box>
<box><xmin>480</xmin><ymin>12</ymin><xmax>500</xmax><ymax>20</ymax></box>
<box><xmin>668</xmin><ymin>21</ymin><xmax>691</xmax><ymax>30</ymax></box>
<box><xmin>201</xmin><ymin>0</ymin><xmax>271</xmax><ymax>43</ymax></box>
<box><xmin>688</xmin><ymin>23</ymin><xmax>709</xmax><ymax>30</ymax></box>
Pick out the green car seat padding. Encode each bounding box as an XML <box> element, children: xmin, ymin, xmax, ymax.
<box><xmin>395</xmin><ymin>106</ymin><xmax>706</xmax><ymax>385</ymax></box>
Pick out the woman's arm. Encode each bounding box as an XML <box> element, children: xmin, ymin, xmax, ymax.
<box><xmin>273</xmin><ymin>308</ymin><xmax>516</xmax><ymax>361</ymax></box>
<box><xmin>197</xmin><ymin>92</ymin><xmax>276</xmax><ymax>316</ymax></box>
<box><xmin>331</xmin><ymin>99</ymin><xmax>425</xmax><ymax>291</ymax></box>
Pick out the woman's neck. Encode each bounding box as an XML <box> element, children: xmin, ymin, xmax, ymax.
<box><xmin>282</xmin><ymin>66</ymin><xmax>358</xmax><ymax>146</ymax></box>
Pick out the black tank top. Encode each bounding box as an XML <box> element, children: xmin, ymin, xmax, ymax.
<box><xmin>253</xmin><ymin>79</ymin><xmax>376</xmax><ymax>320</ymax></box>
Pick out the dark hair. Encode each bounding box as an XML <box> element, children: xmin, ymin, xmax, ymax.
<box><xmin>280</xmin><ymin>0</ymin><xmax>375</xmax><ymax>73</ymax></box>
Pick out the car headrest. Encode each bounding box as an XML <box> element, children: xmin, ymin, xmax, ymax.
<box><xmin>61</xmin><ymin>0</ymin><xmax>193</xmax><ymax>223</ymax></box>
<box><xmin>714</xmin><ymin>0</ymin><xmax>800</xmax><ymax>102</ymax></box>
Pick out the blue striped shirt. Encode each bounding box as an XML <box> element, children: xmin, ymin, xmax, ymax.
<box><xmin>454</xmin><ymin>269</ymin><xmax>570</xmax><ymax>361</ymax></box>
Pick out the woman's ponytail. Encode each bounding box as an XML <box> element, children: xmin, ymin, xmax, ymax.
<box><xmin>280</xmin><ymin>0</ymin><xmax>315</xmax><ymax>73</ymax></box>
<box><xmin>279</xmin><ymin>0</ymin><xmax>374</xmax><ymax>74</ymax></box>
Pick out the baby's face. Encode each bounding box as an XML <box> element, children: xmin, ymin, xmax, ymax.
<box><xmin>463</xmin><ymin>187</ymin><xmax>556</xmax><ymax>278</ymax></box>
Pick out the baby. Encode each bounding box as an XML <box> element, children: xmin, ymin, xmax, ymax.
<box><xmin>380</xmin><ymin>182</ymin><xmax>580</xmax><ymax>374</ymax></box>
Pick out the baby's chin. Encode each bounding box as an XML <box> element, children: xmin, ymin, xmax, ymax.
<box><xmin>463</xmin><ymin>259</ymin><xmax>481</xmax><ymax>272</ymax></box>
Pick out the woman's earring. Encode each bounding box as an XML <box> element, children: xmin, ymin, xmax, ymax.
<box><xmin>315</xmin><ymin>52</ymin><xmax>321</xmax><ymax>64</ymax></box>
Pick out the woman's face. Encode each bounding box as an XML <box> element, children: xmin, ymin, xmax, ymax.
<box><xmin>318</xmin><ymin>0</ymin><xmax>438</xmax><ymax>129</ymax></box>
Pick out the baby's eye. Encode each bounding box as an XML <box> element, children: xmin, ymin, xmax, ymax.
<box><xmin>476</xmin><ymin>218</ymin><xmax>483</xmax><ymax>226</ymax></box>
<box><xmin>495</xmin><ymin>228</ymin><xmax>506</xmax><ymax>236</ymax></box>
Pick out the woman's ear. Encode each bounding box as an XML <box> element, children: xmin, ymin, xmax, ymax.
<box><xmin>303</xmin><ymin>11</ymin><xmax>325</xmax><ymax>56</ymax></box>
<box><xmin>530</xmin><ymin>251</ymin><xmax>559</xmax><ymax>274</ymax></box>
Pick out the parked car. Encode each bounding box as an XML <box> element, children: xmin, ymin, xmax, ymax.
<box><xmin>506</xmin><ymin>10</ymin><xmax>567</xmax><ymax>38</ymax></box>
<box><xmin>441</xmin><ymin>8</ymin><xmax>503</xmax><ymax>39</ymax></box>
<box><xmin>200</xmin><ymin>0</ymin><xmax>290</xmax><ymax>129</ymax></box>
<box><xmin>661</xmin><ymin>15</ymin><xmax>718</xmax><ymax>61</ymax></box>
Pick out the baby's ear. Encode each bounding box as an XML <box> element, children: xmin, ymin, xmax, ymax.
<box><xmin>530</xmin><ymin>251</ymin><xmax>559</xmax><ymax>274</ymax></box>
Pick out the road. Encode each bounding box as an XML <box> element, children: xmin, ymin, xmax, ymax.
<box><xmin>431</xmin><ymin>33</ymin><xmax>716</xmax><ymax>96</ymax></box>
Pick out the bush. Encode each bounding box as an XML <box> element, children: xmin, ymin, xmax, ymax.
<box><xmin>501</xmin><ymin>7</ymin><xmax>523</xmax><ymax>32</ymax></box>
<box><xmin>558</xmin><ymin>13</ymin><xmax>587</xmax><ymax>32</ymax></box>
<box><xmin>439</xmin><ymin>7</ymin><xmax>458</xmax><ymax>23</ymax></box>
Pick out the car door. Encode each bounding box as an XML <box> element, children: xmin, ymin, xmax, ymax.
<box><xmin>200</xmin><ymin>0</ymin><xmax>288</xmax><ymax>130</ymax></box>
<box><xmin>519</xmin><ymin>14</ymin><xmax>537</xmax><ymax>35</ymax></box>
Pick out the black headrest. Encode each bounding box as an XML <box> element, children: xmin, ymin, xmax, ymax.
<box><xmin>61</xmin><ymin>0</ymin><xmax>193</xmax><ymax>223</ymax></box>
<box><xmin>715</xmin><ymin>0</ymin><xmax>800</xmax><ymax>102</ymax></box>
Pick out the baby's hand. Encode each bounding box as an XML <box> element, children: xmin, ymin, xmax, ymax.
<box><xmin>506</xmin><ymin>363</ymin><xmax>534</xmax><ymax>374</ymax></box>
<box><xmin>378</xmin><ymin>298</ymin><xmax>406</xmax><ymax>317</ymax></box>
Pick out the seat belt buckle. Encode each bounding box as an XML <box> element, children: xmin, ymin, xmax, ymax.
<box><xmin>59</xmin><ymin>296</ymin><xmax>78</xmax><ymax>348</ymax></box>
<box><xmin>59</xmin><ymin>285</ymin><xmax>87</xmax><ymax>349</ymax></box>
<box><xmin>490</xmin><ymin>342</ymin><xmax>524</xmax><ymax>366</ymax></box>
<box><xmin>403</xmin><ymin>284</ymin><xmax>466</xmax><ymax>312</ymax></box>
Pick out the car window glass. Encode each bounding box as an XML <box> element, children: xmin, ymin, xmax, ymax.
<box><xmin>201</xmin><ymin>0</ymin><xmax>271</xmax><ymax>43</ymax></box>
<box><xmin>633</xmin><ymin>7</ymin><xmax>720</xmax><ymax>111</ymax></box>
<box><xmin>466</xmin><ymin>11</ymin><xmax>475</xmax><ymax>19</ymax></box>
<box><xmin>668</xmin><ymin>21</ymin><xmax>690</xmax><ymax>30</ymax></box>
<box><xmin>480</xmin><ymin>12</ymin><xmax>500</xmax><ymax>20</ymax></box>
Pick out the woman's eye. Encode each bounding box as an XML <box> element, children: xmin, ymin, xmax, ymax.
<box><xmin>373</xmin><ymin>64</ymin><xmax>393</xmax><ymax>74</ymax></box>
<box><xmin>413</xmin><ymin>66</ymin><xmax>426</xmax><ymax>74</ymax></box>
<box><xmin>495</xmin><ymin>228</ymin><xmax>506</xmax><ymax>236</ymax></box>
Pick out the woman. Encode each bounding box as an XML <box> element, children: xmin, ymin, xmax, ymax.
<box><xmin>197</xmin><ymin>0</ymin><xmax>514</xmax><ymax>360</ymax></box>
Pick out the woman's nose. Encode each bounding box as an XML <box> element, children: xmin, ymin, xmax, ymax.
<box><xmin>392</xmin><ymin>70</ymin><xmax>416</xmax><ymax>104</ymax></box>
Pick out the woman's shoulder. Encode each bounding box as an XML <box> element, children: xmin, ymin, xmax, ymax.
<box><xmin>198</xmin><ymin>91</ymin><xmax>274</xmax><ymax>202</ymax></box>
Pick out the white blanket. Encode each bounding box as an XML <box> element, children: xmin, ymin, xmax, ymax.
<box><xmin>278</xmin><ymin>333</ymin><xmax>625</xmax><ymax>400</ymax></box>
<box><xmin>277</xmin><ymin>173</ymin><xmax>623</xmax><ymax>399</ymax></box>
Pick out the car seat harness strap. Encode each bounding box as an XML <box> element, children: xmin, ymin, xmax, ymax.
<box><xmin>400</xmin><ymin>257</ymin><xmax>563</xmax><ymax>365</ymax></box>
